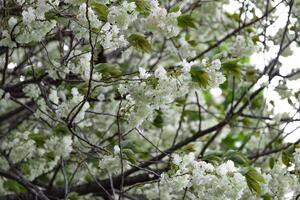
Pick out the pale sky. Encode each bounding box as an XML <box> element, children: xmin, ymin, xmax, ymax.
<box><xmin>224</xmin><ymin>0</ymin><xmax>300</xmax><ymax>143</ymax></box>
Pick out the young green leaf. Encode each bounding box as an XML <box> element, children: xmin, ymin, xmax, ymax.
<box><xmin>170</xmin><ymin>4</ymin><xmax>181</xmax><ymax>13</ymax></box>
<box><xmin>128</xmin><ymin>33</ymin><xmax>152</xmax><ymax>53</ymax></box>
<box><xmin>190</xmin><ymin>66</ymin><xmax>210</xmax><ymax>88</ymax></box>
<box><xmin>177</xmin><ymin>14</ymin><xmax>196</xmax><ymax>29</ymax></box>
<box><xmin>3</xmin><ymin>180</ymin><xmax>26</xmax><ymax>193</ymax></box>
<box><xmin>281</xmin><ymin>151</ymin><xmax>292</xmax><ymax>167</ymax></box>
<box><xmin>91</xmin><ymin>2</ymin><xmax>108</xmax><ymax>21</ymax></box>
<box><xmin>202</xmin><ymin>151</ymin><xmax>223</xmax><ymax>165</ymax></box>
<box><xmin>245</xmin><ymin>168</ymin><xmax>266</xmax><ymax>184</ymax></box>
<box><xmin>146</xmin><ymin>76</ymin><xmax>159</xmax><ymax>89</ymax></box>
<box><xmin>243</xmin><ymin>167</ymin><xmax>266</xmax><ymax>195</ymax></box>
<box><xmin>94</xmin><ymin>63</ymin><xmax>122</xmax><ymax>77</ymax></box>
<box><xmin>132</xmin><ymin>0</ymin><xmax>151</xmax><ymax>15</ymax></box>
<box><xmin>224</xmin><ymin>150</ymin><xmax>250</xmax><ymax>165</ymax></box>
<box><xmin>269</xmin><ymin>158</ymin><xmax>275</xmax><ymax>169</ymax></box>
<box><xmin>123</xmin><ymin>148</ymin><xmax>137</xmax><ymax>164</ymax></box>
<box><xmin>222</xmin><ymin>58</ymin><xmax>241</xmax><ymax>77</ymax></box>
<box><xmin>261</xmin><ymin>193</ymin><xmax>273</xmax><ymax>200</ymax></box>
<box><xmin>153</xmin><ymin>109</ymin><xmax>164</xmax><ymax>128</ymax></box>
<box><xmin>246</xmin><ymin>177</ymin><xmax>262</xmax><ymax>195</ymax></box>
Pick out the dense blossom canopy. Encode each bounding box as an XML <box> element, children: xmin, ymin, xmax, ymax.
<box><xmin>0</xmin><ymin>0</ymin><xmax>300</xmax><ymax>199</ymax></box>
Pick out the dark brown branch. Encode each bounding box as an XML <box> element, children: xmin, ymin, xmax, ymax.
<box><xmin>0</xmin><ymin>169</ymin><xmax>163</xmax><ymax>200</ymax></box>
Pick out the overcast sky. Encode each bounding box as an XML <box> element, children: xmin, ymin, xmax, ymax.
<box><xmin>224</xmin><ymin>0</ymin><xmax>300</xmax><ymax>143</ymax></box>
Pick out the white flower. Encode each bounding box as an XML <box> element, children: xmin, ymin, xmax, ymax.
<box><xmin>139</xmin><ymin>67</ymin><xmax>150</xmax><ymax>79</ymax></box>
<box><xmin>77</xmin><ymin>3</ymin><xmax>102</xmax><ymax>28</ymax></box>
<box><xmin>211</xmin><ymin>59</ymin><xmax>221</xmax><ymax>70</ymax></box>
<box><xmin>23</xmin><ymin>84</ymin><xmax>41</xmax><ymax>100</ymax></box>
<box><xmin>99</xmin><ymin>155</ymin><xmax>120</xmax><ymax>173</ymax></box>
<box><xmin>161</xmin><ymin>172</ymin><xmax>190</xmax><ymax>191</ymax></box>
<box><xmin>9</xmin><ymin>139</ymin><xmax>35</xmax><ymax>163</ymax></box>
<box><xmin>258</xmin><ymin>75</ymin><xmax>269</xmax><ymax>87</ymax></box>
<box><xmin>142</xmin><ymin>3</ymin><xmax>180</xmax><ymax>38</ymax></box>
<box><xmin>273</xmin><ymin>112</ymin><xmax>289</xmax><ymax>123</ymax></box>
<box><xmin>108</xmin><ymin>2</ymin><xmax>137</xmax><ymax>30</ymax></box>
<box><xmin>149</xmin><ymin>0</ymin><xmax>159</xmax><ymax>8</ymax></box>
<box><xmin>22</xmin><ymin>7</ymin><xmax>36</xmax><ymax>25</ymax></box>
<box><xmin>49</xmin><ymin>89</ymin><xmax>59</xmax><ymax>105</ymax></box>
<box><xmin>216</xmin><ymin>160</ymin><xmax>236</xmax><ymax>176</ymax></box>
<box><xmin>8</xmin><ymin>17</ymin><xmax>17</xmax><ymax>28</ymax></box>
<box><xmin>76</xmin><ymin>102</ymin><xmax>90</xmax><ymax>122</ymax></box>
<box><xmin>206</xmin><ymin>60</ymin><xmax>226</xmax><ymax>88</ymax></box>
<box><xmin>45</xmin><ymin>136</ymin><xmax>73</xmax><ymax>158</ymax></box>
<box><xmin>182</xmin><ymin>152</ymin><xmax>195</xmax><ymax>168</ymax></box>
<box><xmin>71</xmin><ymin>88</ymin><xmax>79</xmax><ymax>96</ymax></box>
<box><xmin>197</xmin><ymin>161</ymin><xmax>215</xmax><ymax>173</ymax></box>
<box><xmin>4</xmin><ymin>92</ymin><xmax>10</xmax><ymax>100</ymax></box>
<box><xmin>266</xmin><ymin>163</ymin><xmax>299</xmax><ymax>198</ymax></box>
<box><xmin>61</xmin><ymin>136</ymin><xmax>73</xmax><ymax>157</ymax></box>
<box><xmin>230</xmin><ymin>35</ymin><xmax>255</xmax><ymax>57</ymax></box>
<box><xmin>122</xmin><ymin>1</ymin><xmax>136</xmax><ymax>11</ymax></box>
<box><xmin>178</xmin><ymin>59</ymin><xmax>195</xmax><ymax>73</ymax></box>
<box><xmin>293</xmin><ymin>148</ymin><xmax>300</xmax><ymax>171</ymax></box>
<box><xmin>17</xmin><ymin>0</ymin><xmax>25</xmax><ymax>5</ymax></box>
<box><xmin>172</xmin><ymin>154</ymin><xmax>182</xmax><ymax>166</ymax></box>
<box><xmin>154</xmin><ymin>66</ymin><xmax>167</xmax><ymax>80</ymax></box>
<box><xmin>113</xmin><ymin>145</ymin><xmax>120</xmax><ymax>155</ymax></box>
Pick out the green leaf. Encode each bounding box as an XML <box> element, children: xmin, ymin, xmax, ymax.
<box><xmin>246</xmin><ymin>27</ymin><xmax>255</xmax><ymax>33</ymax></box>
<box><xmin>243</xmin><ymin>167</ymin><xmax>266</xmax><ymax>195</ymax></box>
<box><xmin>146</xmin><ymin>76</ymin><xmax>159</xmax><ymax>89</ymax></box>
<box><xmin>245</xmin><ymin>167</ymin><xmax>266</xmax><ymax>184</ymax></box>
<box><xmin>224</xmin><ymin>150</ymin><xmax>250</xmax><ymax>165</ymax></box>
<box><xmin>282</xmin><ymin>152</ymin><xmax>292</xmax><ymax>167</ymax></box>
<box><xmin>190</xmin><ymin>66</ymin><xmax>210</xmax><ymax>88</ymax></box>
<box><xmin>240</xmin><ymin>56</ymin><xmax>250</xmax><ymax>64</ymax></box>
<box><xmin>246</xmin><ymin>176</ymin><xmax>262</xmax><ymax>195</ymax></box>
<box><xmin>186</xmin><ymin>39</ymin><xmax>197</xmax><ymax>47</ymax></box>
<box><xmin>45</xmin><ymin>152</ymin><xmax>56</xmax><ymax>161</ymax></box>
<box><xmin>203</xmin><ymin>91</ymin><xmax>213</xmax><ymax>106</ymax></box>
<box><xmin>281</xmin><ymin>46</ymin><xmax>293</xmax><ymax>57</ymax></box>
<box><xmin>68</xmin><ymin>192</ymin><xmax>80</xmax><ymax>200</ymax></box>
<box><xmin>128</xmin><ymin>33</ymin><xmax>152</xmax><ymax>53</ymax></box>
<box><xmin>29</xmin><ymin>133</ymin><xmax>47</xmax><ymax>148</ymax></box>
<box><xmin>182</xmin><ymin>144</ymin><xmax>195</xmax><ymax>153</ymax></box>
<box><xmin>153</xmin><ymin>110</ymin><xmax>164</xmax><ymax>128</ymax></box>
<box><xmin>262</xmin><ymin>193</ymin><xmax>273</xmax><ymax>200</ymax></box>
<box><xmin>269</xmin><ymin>158</ymin><xmax>275</xmax><ymax>169</ymax></box>
<box><xmin>251</xmin><ymin>35</ymin><xmax>260</xmax><ymax>44</ymax></box>
<box><xmin>44</xmin><ymin>11</ymin><xmax>59</xmax><ymax>20</ymax></box>
<box><xmin>25</xmin><ymin>68</ymin><xmax>43</xmax><ymax>77</ymax></box>
<box><xmin>91</xmin><ymin>2</ymin><xmax>108</xmax><ymax>21</ymax></box>
<box><xmin>53</xmin><ymin>124</ymin><xmax>69</xmax><ymax>135</ymax></box>
<box><xmin>222</xmin><ymin>59</ymin><xmax>241</xmax><ymax>77</ymax></box>
<box><xmin>225</xmin><ymin>12</ymin><xmax>240</xmax><ymax>22</ymax></box>
<box><xmin>221</xmin><ymin>135</ymin><xmax>236</xmax><ymax>149</ymax></box>
<box><xmin>3</xmin><ymin>180</ymin><xmax>26</xmax><ymax>193</ymax></box>
<box><xmin>94</xmin><ymin>63</ymin><xmax>122</xmax><ymax>77</ymax></box>
<box><xmin>202</xmin><ymin>151</ymin><xmax>223</xmax><ymax>165</ymax></box>
<box><xmin>249</xmin><ymin>92</ymin><xmax>264</xmax><ymax>110</ymax></box>
<box><xmin>245</xmin><ymin>69</ymin><xmax>258</xmax><ymax>82</ymax></box>
<box><xmin>123</xmin><ymin>148</ymin><xmax>137</xmax><ymax>164</ymax></box>
<box><xmin>183</xmin><ymin>110</ymin><xmax>199</xmax><ymax>121</ymax></box>
<box><xmin>120</xmin><ymin>140</ymin><xmax>135</xmax><ymax>149</ymax></box>
<box><xmin>132</xmin><ymin>0</ymin><xmax>151</xmax><ymax>15</ymax></box>
<box><xmin>175</xmin><ymin>97</ymin><xmax>187</xmax><ymax>106</ymax></box>
<box><xmin>177</xmin><ymin>14</ymin><xmax>196</xmax><ymax>29</ymax></box>
<box><xmin>170</xmin><ymin>4</ymin><xmax>181</xmax><ymax>13</ymax></box>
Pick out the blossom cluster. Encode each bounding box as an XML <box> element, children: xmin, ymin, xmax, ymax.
<box><xmin>0</xmin><ymin>0</ymin><xmax>299</xmax><ymax>199</ymax></box>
